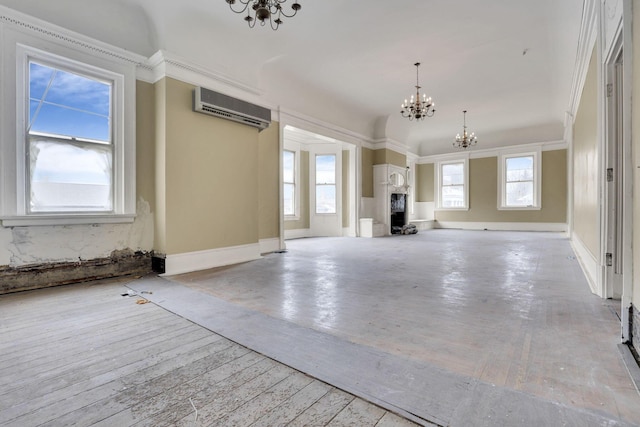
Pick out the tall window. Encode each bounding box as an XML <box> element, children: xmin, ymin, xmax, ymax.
<box><xmin>1</xmin><ymin>39</ymin><xmax>135</xmax><ymax>226</ymax></box>
<box><xmin>505</xmin><ymin>156</ymin><xmax>533</xmax><ymax>207</ymax></box>
<box><xmin>283</xmin><ymin>150</ymin><xmax>295</xmax><ymax>216</ymax></box>
<box><xmin>315</xmin><ymin>154</ymin><xmax>336</xmax><ymax>214</ymax></box>
<box><xmin>498</xmin><ymin>150</ymin><xmax>541</xmax><ymax>210</ymax></box>
<box><xmin>28</xmin><ymin>61</ymin><xmax>113</xmax><ymax>213</ymax></box>
<box><xmin>437</xmin><ymin>159</ymin><xmax>468</xmax><ymax>209</ymax></box>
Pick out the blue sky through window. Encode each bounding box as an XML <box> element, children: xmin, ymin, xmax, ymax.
<box><xmin>29</xmin><ymin>62</ymin><xmax>111</xmax><ymax>142</ymax></box>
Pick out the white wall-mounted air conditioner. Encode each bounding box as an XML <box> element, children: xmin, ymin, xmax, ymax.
<box><xmin>193</xmin><ymin>86</ymin><xmax>271</xmax><ymax>131</ymax></box>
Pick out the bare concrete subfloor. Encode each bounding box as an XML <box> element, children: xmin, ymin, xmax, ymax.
<box><xmin>162</xmin><ymin>230</ymin><xmax>640</xmax><ymax>426</ymax></box>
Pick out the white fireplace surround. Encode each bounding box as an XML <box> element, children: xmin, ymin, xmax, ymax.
<box><xmin>372</xmin><ymin>164</ymin><xmax>409</xmax><ymax>236</ymax></box>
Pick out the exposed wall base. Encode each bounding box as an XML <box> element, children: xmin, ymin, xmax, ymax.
<box><xmin>0</xmin><ymin>249</ymin><xmax>152</xmax><ymax>294</ymax></box>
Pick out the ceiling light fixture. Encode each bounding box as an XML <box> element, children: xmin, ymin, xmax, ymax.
<box><xmin>226</xmin><ymin>0</ymin><xmax>301</xmax><ymax>30</ymax></box>
<box><xmin>453</xmin><ymin>110</ymin><xmax>478</xmax><ymax>149</ymax></box>
<box><xmin>401</xmin><ymin>62</ymin><xmax>435</xmax><ymax>121</ymax></box>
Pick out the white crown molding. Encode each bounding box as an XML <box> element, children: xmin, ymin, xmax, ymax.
<box><xmin>368</xmin><ymin>138</ymin><xmax>409</xmax><ymax>156</ymax></box>
<box><xmin>278</xmin><ymin>108</ymin><xmax>371</xmax><ymax>147</ymax></box>
<box><xmin>416</xmin><ymin>140</ymin><xmax>567</xmax><ymax>164</ymax></box>
<box><xmin>567</xmin><ymin>0</ymin><xmax>598</xmax><ymax>121</ymax></box>
<box><xmin>0</xmin><ymin>5</ymin><xmax>150</xmax><ymax>77</ymax></box>
<box><xmin>147</xmin><ymin>49</ymin><xmax>265</xmax><ymax>99</ymax></box>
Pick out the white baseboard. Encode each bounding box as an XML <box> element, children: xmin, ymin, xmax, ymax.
<box><xmin>259</xmin><ymin>237</ymin><xmax>281</xmax><ymax>254</ymax></box>
<box><xmin>434</xmin><ymin>221</ymin><xmax>567</xmax><ymax>232</ymax></box>
<box><xmin>409</xmin><ymin>219</ymin><xmax>435</xmax><ymax>230</ymax></box>
<box><xmin>164</xmin><ymin>243</ymin><xmax>262</xmax><ymax>276</ymax></box>
<box><xmin>570</xmin><ymin>232</ymin><xmax>601</xmax><ymax>296</ymax></box>
<box><xmin>284</xmin><ymin>228</ymin><xmax>311</xmax><ymax>240</ymax></box>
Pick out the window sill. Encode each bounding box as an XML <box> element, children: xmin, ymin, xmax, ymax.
<box><xmin>1</xmin><ymin>214</ymin><xmax>136</xmax><ymax>227</ymax></box>
<box><xmin>435</xmin><ymin>207</ymin><xmax>469</xmax><ymax>211</ymax></box>
<box><xmin>284</xmin><ymin>215</ymin><xmax>300</xmax><ymax>221</ymax></box>
<box><xmin>497</xmin><ymin>206</ymin><xmax>541</xmax><ymax>211</ymax></box>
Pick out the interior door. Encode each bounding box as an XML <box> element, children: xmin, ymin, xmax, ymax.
<box><xmin>309</xmin><ymin>144</ymin><xmax>342</xmax><ymax>237</ymax></box>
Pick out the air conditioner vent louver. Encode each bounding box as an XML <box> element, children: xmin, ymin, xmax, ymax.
<box><xmin>193</xmin><ymin>86</ymin><xmax>271</xmax><ymax>131</ymax></box>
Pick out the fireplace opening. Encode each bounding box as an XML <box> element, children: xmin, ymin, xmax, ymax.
<box><xmin>390</xmin><ymin>193</ymin><xmax>406</xmax><ymax>234</ymax></box>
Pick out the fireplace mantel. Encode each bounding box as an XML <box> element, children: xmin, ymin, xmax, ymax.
<box><xmin>372</xmin><ymin>164</ymin><xmax>408</xmax><ymax>235</ymax></box>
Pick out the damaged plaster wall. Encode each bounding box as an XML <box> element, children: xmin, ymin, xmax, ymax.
<box><xmin>1</xmin><ymin>198</ymin><xmax>153</xmax><ymax>267</ymax></box>
<box><xmin>0</xmin><ymin>199</ymin><xmax>154</xmax><ymax>293</ymax></box>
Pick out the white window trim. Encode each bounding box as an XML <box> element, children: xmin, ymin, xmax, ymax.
<box><xmin>314</xmin><ymin>153</ymin><xmax>337</xmax><ymax>215</ymax></box>
<box><xmin>497</xmin><ymin>147</ymin><xmax>542</xmax><ymax>210</ymax></box>
<box><xmin>435</xmin><ymin>155</ymin><xmax>469</xmax><ymax>211</ymax></box>
<box><xmin>0</xmin><ymin>28</ymin><xmax>136</xmax><ymax>227</ymax></box>
<box><xmin>283</xmin><ymin>148</ymin><xmax>300</xmax><ymax>221</ymax></box>
<box><xmin>283</xmin><ymin>142</ymin><xmax>301</xmax><ymax>221</ymax></box>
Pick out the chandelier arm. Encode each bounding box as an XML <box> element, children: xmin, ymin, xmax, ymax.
<box><xmin>227</xmin><ymin>0</ymin><xmax>251</xmax><ymax>14</ymax></box>
<box><xmin>277</xmin><ymin>2</ymin><xmax>301</xmax><ymax>18</ymax></box>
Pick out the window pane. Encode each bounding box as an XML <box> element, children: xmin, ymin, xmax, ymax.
<box><xmin>442</xmin><ymin>163</ymin><xmax>464</xmax><ymax>185</ymax></box>
<box><xmin>283</xmin><ymin>150</ymin><xmax>294</xmax><ymax>183</ymax></box>
<box><xmin>29</xmin><ymin>61</ymin><xmax>111</xmax><ymax>142</ymax></box>
<box><xmin>506</xmin><ymin>156</ymin><xmax>533</xmax><ymax>182</ymax></box>
<box><xmin>316</xmin><ymin>155</ymin><xmax>336</xmax><ymax>184</ymax></box>
<box><xmin>283</xmin><ymin>183</ymin><xmax>294</xmax><ymax>215</ymax></box>
<box><xmin>316</xmin><ymin>185</ymin><xmax>336</xmax><ymax>214</ymax></box>
<box><xmin>442</xmin><ymin>184</ymin><xmax>464</xmax><ymax>208</ymax></box>
<box><xmin>30</xmin><ymin>139</ymin><xmax>112</xmax><ymax>212</ymax></box>
<box><xmin>506</xmin><ymin>182</ymin><xmax>533</xmax><ymax>206</ymax></box>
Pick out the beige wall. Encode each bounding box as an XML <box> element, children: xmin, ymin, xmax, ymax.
<box><xmin>362</xmin><ymin>147</ymin><xmax>374</xmax><ymax>198</ymax></box>
<box><xmin>434</xmin><ymin>150</ymin><xmax>567</xmax><ymax>223</ymax></box>
<box><xmin>136</xmin><ymin>80</ymin><xmax>156</xmax><ymax>221</ymax></box>
<box><xmin>374</xmin><ymin>148</ymin><xmax>406</xmax><ymax>167</ymax></box>
<box><xmin>154</xmin><ymin>78</ymin><xmax>167</xmax><ymax>253</ymax></box>
<box><xmin>342</xmin><ymin>150</ymin><xmax>350</xmax><ymax>228</ymax></box>
<box><xmin>258</xmin><ymin>122</ymin><xmax>280</xmax><ymax>240</ymax></box>
<box><xmin>572</xmin><ymin>46</ymin><xmax>600</xmax><ymax>257</ymax></box>
<box><xmin>416</xmin><ymin>163</ymin><xmax>434</xmax><ymax>202</ymax></box>
<box><xmin>285</xmin><ymin>150</ymin><xmax>310</xmax><ymax>230</ymax></box>
<box><xmin>157</xmin><ymin>77</ymin><xmax>261</xmax><ymax>255</ymax></box>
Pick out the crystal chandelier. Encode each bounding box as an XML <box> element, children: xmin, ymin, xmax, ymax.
<box><xmin>453</xmin><ymin>110</ymin><xmax>478</xmax><ymax>149</ymax></box>
<box><xmin>401</xmin><ymin>63</ymin><xmax>435</xmax><ymax>121</ymax></box>
<box><xmin>226</xmin><ymin>0</ymin><xmax>301</xmax><ymax>30</ymax></box>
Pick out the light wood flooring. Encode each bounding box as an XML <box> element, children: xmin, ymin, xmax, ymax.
<box><xmin>0</xmin><ymin>278</ymin><xmax>420</xmax><ymax>427</ymax></box>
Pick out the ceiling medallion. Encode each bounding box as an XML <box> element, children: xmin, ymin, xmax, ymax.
<box><xmin>453</xmin><ymin>110</ymin><xmax>478</xmax><ymax>149</ymax></box>
<box><xmin>401</xmin><ymin>62</ymin><xmax>435</xmax><ymax>121</ymax></box>
<box><xmin>226</xmin><ymin>0</ymin><xmax>301</xmax><ymax>30</ymax></box>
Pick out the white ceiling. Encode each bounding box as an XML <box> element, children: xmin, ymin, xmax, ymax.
<box><xmin>0</xmin><ymin>0</ymin><xmax>585</xmax><ymax>156</ymax></box>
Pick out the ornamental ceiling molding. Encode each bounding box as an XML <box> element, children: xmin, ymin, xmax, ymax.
<box><xmin>0</xmin><ymin>5</ymin><xmax>149</xmax><ymax>73</ymax></box>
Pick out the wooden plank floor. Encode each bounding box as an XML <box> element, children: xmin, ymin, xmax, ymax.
<box><xmin>0</xmin><ymin>278</ymin><xmax>421</xmax><ymax>427</ymax></box>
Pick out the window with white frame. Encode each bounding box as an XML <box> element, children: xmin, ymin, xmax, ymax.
<box><xmin>436</xmin><ymin>158</ymin><xmax>469</xmax><ymax>210</ymax></box>
<box><xmin>28</xmin><ymin>60</ymin><xmax>113</xmax><ymax>213</ymax></box>
<box><xmin>1</xmin><ymin>39</ymin><xmax>135</xmax><ymax>226</ymax></box>
<box><xmin>315</xmin><ymin>154</ymin><xmax>336</xmax><ymax>214</ymax></box>
<box><xmin>283</xmin><ymin>150</ymin><xmax>296</xmax><ymax>216</ymax></box>
<box><xmin>498</xmin><ymin>150</ymin><xmax>541</xmax><ymax>210</ymax></box>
